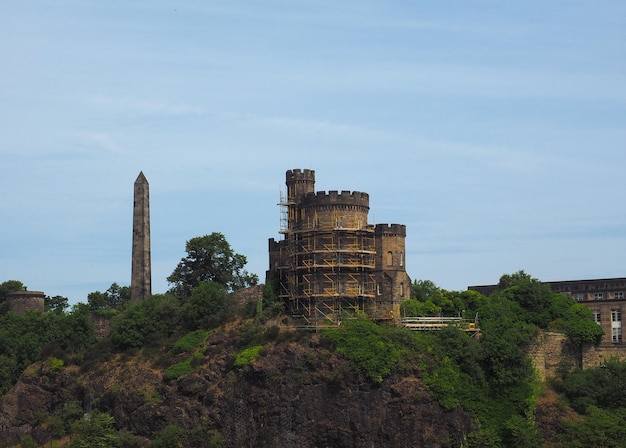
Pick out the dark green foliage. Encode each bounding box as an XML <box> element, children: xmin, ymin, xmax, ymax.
<box><xmin>495</xmin><ymin>271</ymin><xmax>557</xmax><ymax>327</ymax></box>
<box><xmin>0</xmin><ymin>306</ymin><xmax>96</xmax><ymax>395</ymax></box>
<box><xmin>182</xmin><ymin>281</ymin><xmax>229</xmax><ymax>329</ymax></box>
<box><xmin>167</xmin><ymin>233</ymin><xmax>258</xmax><ymax>296</ymax></box>
<box><xmin>151</xmin><ymin>423</ymin><xmax>225</xmax><ymax>448</ymax></box>
<box><xmin>559</xmin><ymin>406</ymin><xmax>626</xmax><ymax>448</ymax></box>
<box><xmin>0</xmin><ymin>280</ymin><xmax>26</xmax><ymax>301</ymax></box>
<box><xmin>405</xmin><ymin>279</ymin><xmax>466</xmax><ymax>317</ymax></box>
<box><xmin>110</xmin><ymin>294</ymin><xmax>182</xmax><ymax>349</ymax></box>
<box><xmin>555</xmin><ymin>358</ymin><xmax>626</xmax><ymax>414</ymax></box>
<box><xmin>69</xmin><ymin>410</ymin><xmax>121</xmax><ymax>448</ymax></box>
<box><xmin>20</xmin><ymin>435</ymin><xmax>37</xmax><ymax>448</ymax></box>
<box><xmin>45</xmin><ymin>295</ymin><xmax>69</xmax><ymax>314</ymax></box>
<box><xmin>151</xmin><ymin>424</ymin><xmax>185</xmax><ymax>448</ymax></box>
<box><xmin>400</xmin><ymin>297</ymin><xmax>439</xmax><ymax>316</ymax></box>
<box><xmin>164</xmin><ymin>358</ymin><xmax>195</xmax><ymax>381</ymax></box>
<box><xmin>502</xmin><ymin>414</ymin><xmax>542</xmax><ymax>448</ymax></box>
<box><xmin>434</xmin><ymin>326</ymin><xmax>485</xmax><ymax>386</ymax></box>
<box><xmin>256</xmin><ymin>278</ymin><xmax>284</xmax><ymax>323</ymax></box>
<box><xmin>557</xmin><ymin>302</ymin><xmax>604</xmax><ymax>345</ymax></box>
<box><xmin>321</xmin><ymin>320</ymin><xmax>409</xmax><ymax>383</ymax></box>
<box><xmin>477</xmin><ymin>294</ymin><xmax>537</xmax><ymax>388</ymax></box>
<box><xmin>0</xmin><ymin>280</ymin><xmax>26</xmax><ymax>313</ymax></box>
<box><xmin>88</xmin><ymin>283</ymin><xmax>131</xmax><ymax>311</ymax></box>
<box><xmin>172</xmin><ymin>330</ymin><xmax>210</xmax><ymax>353</ymax></box>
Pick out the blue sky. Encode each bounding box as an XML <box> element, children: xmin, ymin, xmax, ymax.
<box><xmin>1</xmin><ymin>1</ymin><xmax>625</xmax><ymax>304</ymax></box>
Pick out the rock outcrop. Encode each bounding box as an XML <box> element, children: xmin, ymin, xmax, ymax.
<box><xmin>0</xmin><ymin>323</ymin><xmax>475</xmax><ymax>447</ymax></box>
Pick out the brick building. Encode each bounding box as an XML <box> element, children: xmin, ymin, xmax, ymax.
<box><xmin>268</xmin><ymin>169</ymin><xmax>410</xmax><ymax>326</ymax></box>
<box><xmin>470</xmin><ymin>278</ymin><xmax>626</xmax><ymax>345</ymax></box>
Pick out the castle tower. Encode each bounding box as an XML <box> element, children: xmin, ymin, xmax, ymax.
<box><xmin>6</xmin><ymin>290</ymin><xmax>45</xmax><ymax>314</ymax></box>
<box><xmin>131</xmin><ymin>172</ymin><xmax>151</xmax><ymax>301</ymax></box>
<box><xmin>268</xmin><ymin>169</ymin><xmax>409</xmax><ymax>326</ymax></box>
<box><xmin>374</xmin><ymin>224</ymin><xmax>411</xmax><ymax>321</ymax></box>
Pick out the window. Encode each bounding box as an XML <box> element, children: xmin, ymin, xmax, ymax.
<box><xmin>377</xmin><ymin>283</ymin><xmax>381</xmax><ymax>296</ymax></box>
<box><xmin>573</xmin><ymin>293</ymin><xmax>585</xmax><ymax>302</ymax></box>
<box><xmin>399</xmin><ymin>251</ymin><xmax>404</xmax><ymax>267</ymax></box>
<box><xmin>615</xmin><ymin>291</ymin><xmax>624</xmax><ymax>300</ymax></box>
<box><xmin>400</xmin><ymin>282</ymin><xmax>404</xmax><ymax>296</ymax></box>
<box><xmin>592</xmin><ymin>310</ymin><xmax>601</xmax><ymax>324</ymax></box>
<box><xmin>594</xmin><ymin>292</ymin><xmax>604</xmax><ymax>301</ymax></box>
<box><xmin>387</xmin><ymin>251</ymin><xmax>393</xmax><ymax>266</ymax></box>
<box><xmin>613</xmin><ymin>327</ymin><xmax>623</xmax><ymax>343</ymax></box>
<box><xmin>612</xmin><ymin>309</ymin><xmax>622</xmax><ymax>322</ymax></box>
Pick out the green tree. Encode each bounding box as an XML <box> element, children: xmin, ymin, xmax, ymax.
<box><xmin>256</xmin><ymin>275</ymin><xmax>284</xmax><ymax>323</ymax></box>
<box><xmin>167</xmin><ymin>233</ymin><xmax>258</xmax><ymax>296</ymax></box>
<box><xmin>496</xmin><ymin>270</ymin><xmax>557</xmax><ymax>327</ymax></box>
<box><xmin>69</xmin><ymin>410</ymin><xmax>120</xmax><ymax>448</ymax></box>
<box><xmin>182</xmin><ymin>281</ymin><xmax>229</xmax><ymax>329</ymax></box>
<box><xmin>45</xmin><ymin>295</ymin><xmax>69</xmax><ymax>314</ymax></box>
<box><xmin>88</xmin><ymin>283</ymin><xmax>131</xmax><ymax>311</ymax></box>
<box><xmin>110</xmin><ymin>294</ymin><xmax>182</xmax><ymax>349</ymax></box>
<box><xmin>411</xmin><ymin>279</ymin><xmax>441</xmax><ymax>301</ymax></box>
<box><xmin>0</xmin><ymin>280</ymin><xmax>26</xmax><ymax>312</ymax></box>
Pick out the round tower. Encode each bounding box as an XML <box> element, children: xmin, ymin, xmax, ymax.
<box><xmin>6</xmin><ymin>290</ymin><xmax>45</xmax><ymax>314</ymax></box>
<box><xmin>299</xmin><ymin>190</ymin><xmax>370</xmax><ymax>230</ymax></box>
<box><xmin>285</xmin><ymin>169</ymin><xmax>315</xmax><ymax>202</ymax></box>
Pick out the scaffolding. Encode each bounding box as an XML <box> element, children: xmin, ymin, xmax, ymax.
<box><xmin>276</xmin><ymin>213</ymin><xmax>378</xmax><ymax>326</ymax></box>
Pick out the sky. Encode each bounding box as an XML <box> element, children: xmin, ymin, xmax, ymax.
<box><xmin>1</xmin><ymin>1</ymin><xmax>625</xmax><ymax>304</ymax></box>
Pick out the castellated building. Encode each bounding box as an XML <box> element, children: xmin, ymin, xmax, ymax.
<box><xmin>268</xmin><ymin>169</ymin><xmax>411</xmax><ymax>326</ymax></box>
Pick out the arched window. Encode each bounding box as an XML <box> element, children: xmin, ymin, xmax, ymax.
<box><xmin>387</xmin><ymin>251</ymin><xmax>393</xmax><ymax>266</ymax></box>
<box><xmin>399</xmin><ymin>251</ymin><xmax>404</xmax><ymax>267</ymax></box>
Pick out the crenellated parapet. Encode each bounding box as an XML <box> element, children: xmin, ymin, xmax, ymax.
<box><xmin>300</xmin><ymin>190</ymin><xmax>370</xmax><ymax>208</ymax></box>
<box><xmin>286</xmin><ymin>168</ymin><xmax>316</xmax><ymax>182</ymax></box>
<box><xmin>375</xmin><ymin>224</ymin><xmax>406</xmax><ymax>237</ymax></box>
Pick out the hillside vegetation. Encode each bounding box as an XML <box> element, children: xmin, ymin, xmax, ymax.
<box><xmin>0</xmin><ymin>236</ymin><xmax>621</xmax><ymax>447</ymax></box>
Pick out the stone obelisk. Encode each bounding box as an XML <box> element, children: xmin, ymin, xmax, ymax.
<box><xmin>131</xmin><ymin>171</ymin><xmax>151</xmax><ymax>301</ymax></box>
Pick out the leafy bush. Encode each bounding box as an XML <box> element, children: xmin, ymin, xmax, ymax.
<box><xmin>234</xmin><ymin>345</ymin><xmax>263</xmax><ymax>369</ymax></box>
<box><xmin>559</xmin><ymin>406</ymin><xmax>626</xmax><ymax>447</ymax></box>
<box><xmin>555</xmin><ymin>358</ymin><xmax>626</xmax><ymax>413</ymax></box>
<box><xmin>172</xmin><ymin>330</ymin><xmax>210</xmax><ymax>353</ymax></box>
<box><xmin>69</xmin><ymin>410</ymin><xmax>120</xmax><ymax>448</ymax></box>
<box><xmin>321</xmin><ymin>320</ymin><xmax>408</xmax><ymax>383</ymax></box>
<box><xmin>110</xmin><ymin>294</ymin><xmax>182</xmax><ymax>349</ymax></box>
<box><xmin>164</xmin><ymin>358</ymin><xmax>195</xmax><ymax>381</ymax></box>
<box><xmin>151</xmin><ymin>424</ymin><xmax>185</xmax><ymax>448</ymax></box>
<box><xmin>151</xmin><ymin>423</ymin><xmax>225</xmax><ymax>448</ymax></box>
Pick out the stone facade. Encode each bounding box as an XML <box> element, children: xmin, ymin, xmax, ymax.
<box><xmin>268</xmin><ymin>169</ymin><xmax>410</xmax><ymax>325</ymax></box>
<box><xmin>6</xmin><ymin>291</ymin><xmax>45</xmax><ymax>314</ymax></box>
<box><xmin>546</xmin><ymin>278</ymin><xmax>626</xmax><ymax>346</ymax></box>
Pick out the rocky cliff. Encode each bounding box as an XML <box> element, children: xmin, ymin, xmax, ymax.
<box><xmin>0</xmin><ymin>320</ymin><xmax>475</xmax><ymax>447</ymax></box>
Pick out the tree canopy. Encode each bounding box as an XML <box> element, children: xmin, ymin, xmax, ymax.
<box><xmin>167</xmin><ymin>233</ymin><xmax>258</xmax><ymax>296</ymax></box>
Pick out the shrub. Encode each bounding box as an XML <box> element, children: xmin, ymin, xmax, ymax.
<box><xmin>172</xmin><ymin>330</ymin><xmax>210</xmax><ymax>353</ymax></box>
<box><xmin>321</xmin><ymin>320</ymin><xmax>407</xmax><ymax>383</ymax></box>
<box><xmin>151</xmin><ymin>424</ymin><xmax>185</xmax><ymax>448</ymax></box>
<box><xmin>164</xmin><ymin>358</ymin><xmax>195</xmax><ymax>381</ymax></box>
<box><xmin>234</xmin><ymin>345</ymin><xmax>263</xmax><ymax>369</ymax></box>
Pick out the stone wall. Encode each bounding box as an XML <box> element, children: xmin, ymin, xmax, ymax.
<box><xmin>528</xmin><ymin>331</ymin><xmax>626</xmax><ymax>379</ymax></box>
<box><xmin>91</xmin><ymin>314</ymin><xmax>113</xmax><ymax>340</ymax></box>
<box><xmin>582</xmin><ymin>344</ymin><xmax>626</xmax><ymax>369</ymax></box>
<box><xmin>527</xmin><ymin>331</ymin><xmax>580</xmax><ymax>380</ymax></box>
<box><xmin>6</xmin><ymin>291</ymin><xmax>45</xmax><ymax>314</ymax></box>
